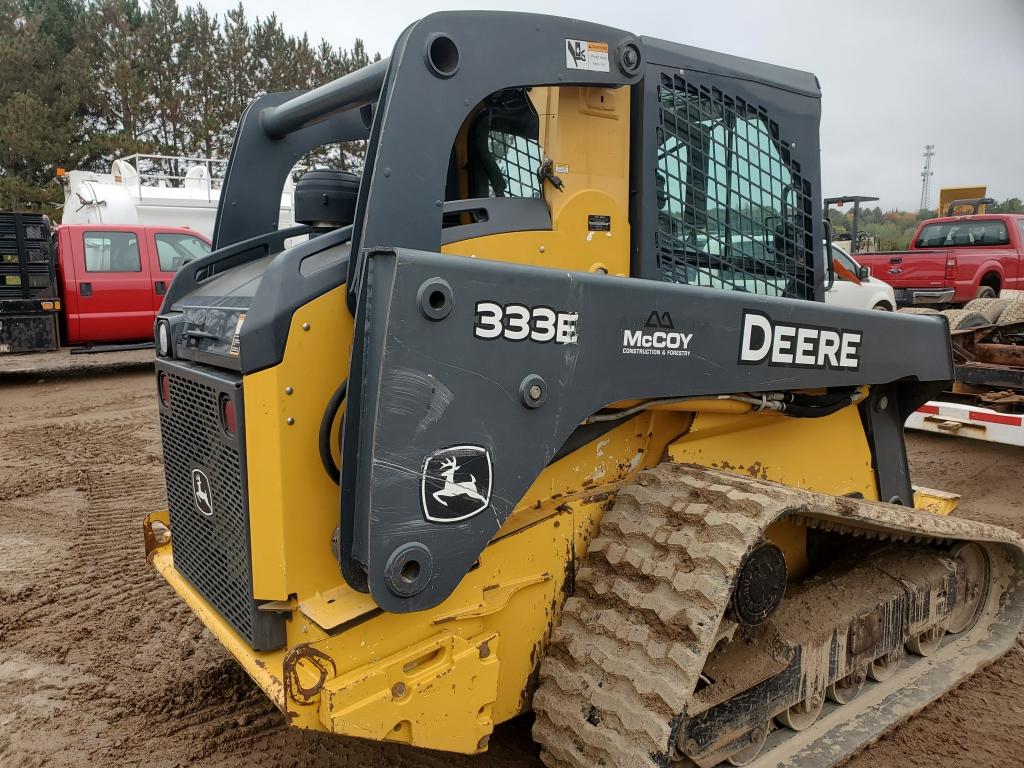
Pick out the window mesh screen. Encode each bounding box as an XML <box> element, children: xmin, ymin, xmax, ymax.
<box><xmin>655</xmin><ymin>74</ymin><xmax>815</xmax><ymax>300</ymax></box>
<box><xmin>488</xmin><ymin>130</ymin><xmax>543</xmax><ymax>198</ymax></box>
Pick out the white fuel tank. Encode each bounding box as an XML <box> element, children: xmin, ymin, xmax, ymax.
<box><xmin>61</xmin><ymin>154</ymin><xmax>296</xmax><ymax>240</ymax></box>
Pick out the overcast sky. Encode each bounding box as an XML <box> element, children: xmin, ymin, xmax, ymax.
<box><xmin>196</xmin><ymin>0</ymin><xmax>1024</xmax><ymax>211</ymax></box>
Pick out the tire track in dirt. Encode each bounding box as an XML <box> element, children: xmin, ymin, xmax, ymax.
<box><xmin>0</xmin><ymin>372</ymin><xmax>539</xmax><ymax>768</ymax></box>
<box><xmin>0</xmin><ymin>373</ymin><xmax>192</xmax><ymax>766</ymax></box>
<box><xmin>3</xmin><ymin>373</ymin><xmax>1024</xmax><ymax>768</ymax></box>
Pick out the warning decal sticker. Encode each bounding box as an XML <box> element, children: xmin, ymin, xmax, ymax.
<box><xmin>565</xmin><ymin>39</ymin><xmax>610</xmax><ymax>72</ymax></box>
<box><xmin>228</xmin><ymin>312</ymin><xmax>246</xmax><ymax>357</ymax></box>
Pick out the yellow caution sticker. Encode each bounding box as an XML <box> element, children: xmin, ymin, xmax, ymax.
<box><xmin>565</xmin><ymin>39</ymin><xmax>610</xmax><ymax>72</ymax></box>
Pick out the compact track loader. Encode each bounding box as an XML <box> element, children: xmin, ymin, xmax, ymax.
<box><xmin>143</xmin><ymin>12</ymin><xmax>1024</xmax><ymax>767</ymax></box>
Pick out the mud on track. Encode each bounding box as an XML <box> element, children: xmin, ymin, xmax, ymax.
<box><xmin>1</xmin><ymin>370</ymin><xmax>1023</xmax><ymax>767</ymax></box>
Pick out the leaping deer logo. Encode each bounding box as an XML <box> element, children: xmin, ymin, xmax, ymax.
<box><xmin>192</xmin><ymin>468</ymin><xmax>214</xmax><ymax>516</ymax></box>
<box><xmin>432</xmin><ymin>455</ymin><xmax>487</xmax><ymax>507</ymax></box>
<box><xmin>421</xmin><ymin>445</ymin><xmax>493</xmax><ymax>523</ymax></box>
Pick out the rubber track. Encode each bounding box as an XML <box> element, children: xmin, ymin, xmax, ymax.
<box><xmin>531</xmin><ymin>463</ymin><xmax>1024</xmax><ymax>768</ymax></box>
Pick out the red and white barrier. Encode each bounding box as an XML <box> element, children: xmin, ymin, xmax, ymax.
<box><xmin>906</xmin><ymin>401</ymin><xmax>1024</xmax><ymax>447</ymax></box>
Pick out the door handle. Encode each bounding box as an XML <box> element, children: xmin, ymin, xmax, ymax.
<box><xmin>822</xmin><ymin>216</ymin><xmax>835</xmax><ymax>291</ymax></box>
<box><xmin>889</xmin><ymin>257</ymin><xmax>902</xmax><ymax>264</ymax></box>
<box><xmin>80</xmin><ymin>282</ymin><xmax>92</xmax><ymax>297</ymax></box>
<box><xmin>155</xmin><ymin>281</ymin><xmax>167</xmax><ymax>295</ymax></box>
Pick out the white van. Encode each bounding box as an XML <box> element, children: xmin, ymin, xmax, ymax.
<box><xmin>826</xmin><ymin>245</ymin><xmax>896</xmax><ymax>311</ymax></box>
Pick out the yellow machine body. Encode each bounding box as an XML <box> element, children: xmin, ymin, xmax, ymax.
<box><xmin>146</xmin><ymin>274</ymin><xmax>893</xmax><ymax>754</ymax></box>
<box><xmin>146</xmin><ymin>16</ymin><xmax>1024</xmax><ymax>768</ymax></box>
<box><xmin>144</xmin><ymin>82</ymin><xmax>955</xmax><ymax>755</ymax></box>
<box><xmin>148</xmin><ymin>342</ymin><xmax>884</xmax><ymax>754</ymax></box>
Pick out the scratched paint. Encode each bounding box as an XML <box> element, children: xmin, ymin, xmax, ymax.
<box><xmin>381</xmin><ymin>366</ymin><xmax>454</xmax><ymax>434</ymax></box>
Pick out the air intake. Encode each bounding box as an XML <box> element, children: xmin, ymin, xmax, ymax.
<box><xmin>294</xmin><ymin>169</ymin><xmax>360</xmax><ymax>228</ymax></box>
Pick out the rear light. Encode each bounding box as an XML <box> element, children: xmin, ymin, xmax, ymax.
<box><xmin>220</xmin><ymin>395</ymin><xmax>237</xmax><ymax>436</ymax></box>
<box><xmin>158</xmin><ymin>373</ymin><xmax>172</xmax><ymax>407</ymax></box>
<box><xmin>945</xmin><ymin>256</ymin><xmax>957</xmax><ymax>280</ymax></box>
<box><xmin>156</xmin><ymin>320</ymin><xmax>171</xmax><ymax>357</ymax></box>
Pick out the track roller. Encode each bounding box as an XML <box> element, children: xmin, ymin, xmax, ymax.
<box><xmin>827</xmin><ymin>664</ymin><xmax>867</xmax><ymax>704</ymax></box>
<box><xmin>868</xmin><ymin>649</ymin><xmax>902</xmax><ymax>681</ymax></box>
<box><xmin>907</xmin><ymin>623</ymin><xmax>946</xmax><ymax>656</ymax></box>
<box><xmin>776</xmin><ymin>688</ymin><xmax>825</xmax><ymax>731</ymax></box>
<box><xmin>946</xmin><ymin>542</ymin><xmax>989</xmax><ymax>634</ymax></box>
<box><xmin>726</xmin><ymin>724</ymin><xmax>769</xmax><ymax>766</ymax></box>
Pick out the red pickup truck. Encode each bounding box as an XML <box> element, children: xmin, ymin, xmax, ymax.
<box><xmin>56</xmin><ymin>224</ymin><xmax>210</xmax><ymax>344</ymax></box>
<box><xmin>857</xmin><ymin>213</ymin><xmax>1024</xmax><ymax>306</ymax></box>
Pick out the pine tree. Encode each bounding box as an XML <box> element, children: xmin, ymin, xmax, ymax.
<box><xmin>84</xmin><ymin>0</ymin><xmax>156</xmax><ymax>159</ymax></box>
<box><xmin>178</xmin><ymin>4</ymin><xmax>221</xmax><ymax>159</ymax></box>
<box><xmin>0</xmin><ymin>0</ymin><xmax>93</xmax><ymax>211</ymax></box>
<box><xmin>1</xmin><ymin>0</ymin><xmax>382</xmax><ymax>215</ymax></box>
<box><xmin>139</xmin><ymin>0</ymin><xmax>186</xmax><ymax>159</ymax></box>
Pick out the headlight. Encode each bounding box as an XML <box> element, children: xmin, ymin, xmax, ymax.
<box><xmin>157</xmin><ymin>320</ymin><xmax>171</xmax><ymax>357</ymax></box>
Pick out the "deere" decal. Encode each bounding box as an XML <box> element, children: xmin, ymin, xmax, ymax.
<box><xmin>739</xmin><ymin>310</ymin><xmax>862</xmax><ymax>371</ymax></box>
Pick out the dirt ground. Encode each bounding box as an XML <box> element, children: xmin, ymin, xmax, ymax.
<box><xmin>2</xmin><ymin>370</ymin><xmax>1023</xmax><ymax>768</ymax></box>
<box><xmin>0</xmin><ymin>348</ymin><xmax>152</xmax><ymax>378</ymax></box>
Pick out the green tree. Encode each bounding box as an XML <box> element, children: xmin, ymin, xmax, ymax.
<box><xmin>216</xmin><ymin>4</ymin><xmax>256</xmax><ymax>150</ymax></box>
<box><xmin>5</xmin><ymin>0</ymin><xmax>379</xmax><ymax>215</ymax></box>
<box><xmin>990</xmin><ymin>197</ymin><xmax>1024</xmax><ymax>214</ymax></box>
<box><xmin>178</xmin><ymin>4</ymin><xmax>222</xmax><ymax>158</ymax></box>
<box><xmin>139</xmin><ymin>0</ymin><xmax>187</xmax><ymax>158</ymax></box>
<box><xmin>0</xmin><ymin>0</ymin><xmax>93</xmax><ymax>212</ymax></box>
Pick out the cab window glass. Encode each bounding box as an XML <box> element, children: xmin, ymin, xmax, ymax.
<box><xmin>449</xmin><ymin>88</ymin><xmax>542</xmax><ymax>201</ymax></box>
<box><xmin>655</xmin><ymin>74</ymin><xmax>815</xmax><ymax>300</ymax></box>
<box><xmin>915</xmin><ymin>220</ymin><xmax>1009</xmax><ymax>248</ymax></box>
<box><xmin>84</xmin><ymin>232</ymin><xmax>141</xmax><ymax>272</ymax></box>
<box><xmin>155</xmin><ymin>233</ymin><xmax>210</xmax><ymax>272</ymax></box>
<box><xmin>831</xmin><ymin>247</ymin><xmax>859</xmax><ymax>279</ymax></box>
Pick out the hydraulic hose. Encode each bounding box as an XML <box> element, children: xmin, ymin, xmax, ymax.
<box><xmin>318</xmin><ymin>379</ymin><xmax>347</xmax><ymax>484</ymax></box>
<box><xmin>582</xmin><ymin>387</ymin><xmax>866</xmax><ymax>425</ymax></box>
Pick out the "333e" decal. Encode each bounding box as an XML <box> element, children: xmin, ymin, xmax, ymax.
<box><xmin>474</xmin><ymin>301</ymin><xmax>579</xmax><ymax>344</ymax></box>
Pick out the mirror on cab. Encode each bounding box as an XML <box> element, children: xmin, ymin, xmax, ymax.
<box><xmin>857</xmin><ymin>265</ymin><xmax>871</xmax><ymax>280</ymax></box>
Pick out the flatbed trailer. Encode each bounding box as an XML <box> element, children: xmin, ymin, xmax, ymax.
<box><xmin>0</xmin><ymin>212</ymin><xmax>61</xmax><ymax>353</ymax></box>
<box><xmin>907</xmin><ymin>316</ymin><xmax>1024</xmax><ymax>445</ymax></box>
<box><xmin>907</xmin><ymin>400</ymin><xmax>1024</xmax><ymax>446</ymax></box>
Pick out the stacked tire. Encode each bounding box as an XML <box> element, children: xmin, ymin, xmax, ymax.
<box><xmin>898</xmin><ymin>297</ymin><xmax>1024</xmax><ymax>329</ymax></box>
<box><xmin>941</xmin><ymin>308</ymin><xmax>991</xmax><ymax>331</ymax></box>
<box><xmin>963</xmin><ymin>297</ymin><xmax>1009</xmax><ymax>324</ymax></box>
<box><xmin>997</xmin><ymin>295</ymin><xmax>1024</xmax><ymax>326</ymax></box>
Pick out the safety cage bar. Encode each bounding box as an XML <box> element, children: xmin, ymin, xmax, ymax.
<box><xmin>188</xmin><ymin>12</ymin><xmax>827</xmax><ymax>604</ymax></box>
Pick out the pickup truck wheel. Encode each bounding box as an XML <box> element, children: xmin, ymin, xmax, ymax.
<box><xmin>898</xmin><ymin>307</ymin><xmax>940</xmax><ymax>315</ymax></box>
<box><xmin>941</xmin><ymin>309</ymin><xmax>990</xmax><ymax>331</ymax></box>
<box><xmin>872</xmin><ymin>302</ymin><xmax>893</xmax><ymax>311</ymax></box>
<box><xmin>997</xmin><ymin>298</ymin><xmax>1024</xmax><ymax>326</ymax></box>
<box><xmin>975</xmin><ymin>285</ymin><xmax>998</xmax><ymax>300</ymax></box>
<box><xmin>964</xmin><ymin>298</ymin><xmax>1009</xmax><ymax>323</ymax></box>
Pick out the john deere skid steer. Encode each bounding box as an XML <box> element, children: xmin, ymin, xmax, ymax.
<box><xmin>143</xmin><ymin>12</ymin><xmax>1024</xmax><ymax>767</ymax></box>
